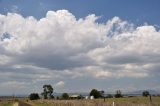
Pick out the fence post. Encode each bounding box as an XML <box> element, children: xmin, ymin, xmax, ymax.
<box><xmin>113</xmin><ymin>101</ymin><xmax>115</xmax><ymax>106</ymax></box>
<box><xmin>149</xmin><ymin>95</ymin><xmax>152</xmax><ymax>102</ymax></box>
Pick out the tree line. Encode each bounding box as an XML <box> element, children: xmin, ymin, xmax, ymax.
<box><xmin>29</xmin><ymin>84</ymin><xmax>151</xmax><ymax>100</ymax></box>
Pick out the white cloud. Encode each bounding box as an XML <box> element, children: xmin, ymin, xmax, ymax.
<box><xmin>0</xmin><ymin>10</ymin><xmax>160</xmax><ymax>93</ymax></box>
<box><xmin>55</xmin><ymin>81</ymin><xmax>65</xmax><ymax>88</ymax></box>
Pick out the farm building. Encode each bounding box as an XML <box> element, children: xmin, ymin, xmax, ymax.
<box><xmin>85</xmin><ymin>96</ymin><xmax>94</xmax><ymax>100</ymax></box>
<box><xmin>69</xmin><ymin>94</ymin><xmax>81</xmax><ymax>99</ymax></box>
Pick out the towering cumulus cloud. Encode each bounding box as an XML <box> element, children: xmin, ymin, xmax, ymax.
<box><xmin>0</xmin><ymin>10</ymin><xmax>160</xmax><ymax>94</ymax></box>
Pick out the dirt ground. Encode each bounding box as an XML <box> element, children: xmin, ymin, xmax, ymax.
<box><xmin>13</xmin><ymin>102</ymin><xmax>32</xmax><ymax>106</ymax></box>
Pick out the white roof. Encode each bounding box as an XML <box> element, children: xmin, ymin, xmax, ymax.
<box><xmin>69</xmin><ymin>95</ymin><xmax>80</xmax><ymax>97</ymax></box>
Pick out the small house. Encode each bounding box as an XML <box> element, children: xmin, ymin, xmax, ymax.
<box><xmin>69</xmin><ymin>94</ymin><xmax>80</xmax><ymax>99</ymax></box>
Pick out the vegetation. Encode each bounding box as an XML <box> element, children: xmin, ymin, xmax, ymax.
<box><xmin>142</xmin><ymin>90</ymin><xmax>150</xmax><ymax>97</ymax></box>
<box><xmin>41</xmin><ymin>85</ymin><xmax>54</xmax><ymax>99</ymax></box>
<box><xmin>61</xmin><ymin>93</ymin><xmax>69</xmax><ymax>99</ymax></box>
<box><xmin>89</xmin><ymin>89</ymin><xmax>102</xmax><ymax>98</ymax></box>
<box><xmin>29</xmin><ymin>93</ymin><xmax>40</xmax><ymax>100</ymax></box>
<box><xmin>27</xmin><ymin>96</ymin><xmax>160</xmax><ymax>106</ymax></box>
<box><xmin>0</xmin><ymin>84</ymin><xmax>157</xmax><ymax>106</ymax></box>
<box><xmin>0</xmin><ymin>96</ymin><xmax>160</xmax><ymax>106</ymax></box>
<box><xmin>0</xmin><ymin>102</ymin><xmax>13</xmax><ymax>106</ymax></box>
<box><xmin>115</xmin><ymin>90</ymin><xmax>123</xmax><ymax>98</ymax></box>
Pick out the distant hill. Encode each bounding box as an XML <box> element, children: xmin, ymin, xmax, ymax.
<box><xmin>127</xmin><ymin>90</ymin><xmax>160</xmax><ymax>95</ymax></box>
<box><xmin>53</xmin><ymin>90</ymin><xmax>160</xmax><ymax>97</ymax></box>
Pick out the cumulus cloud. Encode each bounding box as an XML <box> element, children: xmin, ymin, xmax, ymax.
<box><xmin>55</xmin><ymin>81</ymin><xmax>65</xmax><ymax>88</ymax></box>
<box><xmin>0</xmin><ymin>10</ymin><xmax>160</xmax><ymax>93</ymax></box>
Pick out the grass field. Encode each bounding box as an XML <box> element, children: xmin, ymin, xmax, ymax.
<box><xmin>0</xmin><ymin>101</ymin><xmax>13</xmax><ymax>106</ymax></box>
<box><xmin>0</xmin><ymin>96</ymin><xmax>160</xmax><ymax>106</ymax></box>
<box><xmin>28</xmin><ymin>96</ymin><xmax>160</xmax><ymax>106</ymax></box>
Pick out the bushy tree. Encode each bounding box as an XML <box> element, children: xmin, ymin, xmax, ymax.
<box><xmin>115</xmin><ymin>90</ymin><xmax>123</xmax><ymax>98</ymax></box>
<box><xmin>90</xmin><ymin>89</ymin><xmax>102</xmax><ymax>98</ymax></box>
<box><xmin>41</xmin><ymin>84</ymin><xmax>54</xmax><ymax>99</ymax></box>
<box><xmin>61</xmin><ymin>93</ymin><xmax>69</xmax><ymax>99</ymax></box>
<box><xmin>29</xmin><ymin>93</ymin><xmax>40</xmax><ymax>100</ymax></box>
<box><xmin>142</xmin><ymin>91</ymin><xmax>150</xmax><ymax>97</ymax></box>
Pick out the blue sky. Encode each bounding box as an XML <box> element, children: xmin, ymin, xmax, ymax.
<box><xmin>0</xmin><ymin>0</ymin><xmax>160</xmax><ymax>25</ymax></box>
<box><xmin>0</xmin><ymin>0</ymin><xmax>160</xmax><ymax>95</ymax></box>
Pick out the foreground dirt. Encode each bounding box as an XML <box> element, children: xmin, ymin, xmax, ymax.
<box><xmin>13</xmin><ymin>102</ymin><xmax>18</xmax><ymax>106</ymax></box>
<box><xmin>13</xmin><ymin>102</ymin><xmax>32</xmax><ymax>106</ymax></box>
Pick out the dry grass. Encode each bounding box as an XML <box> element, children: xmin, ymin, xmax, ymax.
<box><xmin>0</xmin><ymin>96</ymin><xmax>159</xmax><ymax>106</ymax></box>
<box><xmin>28</xmin><ymin>96</ymin><xmax>160</xmax><ymax>106</ymax></box>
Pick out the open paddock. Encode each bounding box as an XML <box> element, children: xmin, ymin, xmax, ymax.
<box><xmin>28</xmin><ymin>96</ymin><xmax>160</xmax><ymax>106</ymax></box>
<box><xmin>0</xmin><ymin>96</ymin><xmax>159</xmax><ymax>106</ymax></box>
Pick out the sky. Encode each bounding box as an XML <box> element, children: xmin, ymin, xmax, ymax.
<box><xmin>0</xmin><ymin>0</ymin><xmax>160</xmax><ymax>95</ymax></box>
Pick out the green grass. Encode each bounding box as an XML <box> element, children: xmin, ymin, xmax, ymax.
<box><xmin>0</xmin><ymin>102</ymin><xmax>13</xmax><ymax>106</ymax></box>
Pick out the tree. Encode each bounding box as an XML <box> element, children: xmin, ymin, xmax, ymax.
<box><xmin>29</xmin><ymin>93</ymin><xmax>40</xmax><ymax>100</ymax></box>
<box><xmin>61</xmin><ymin>93</ymin><xmax>69</xmax><ymax>99</ymax></box>
<box><xmin>115</xmin><ymin>90</ymin><xmax>123</xmax><ymax>98</ymax></box>
<box><xmin>90</xmin><ymin>89</ymin><xmax>102</xmax><ymax>99</ymax></box>
<box><xmin>142</xmin><ymin>91</ymin><xmax>150</xmax><ymax>97</ymax></box>
<box><xmin>41</xmin><ymin>84</ymin><xmax>54</xmax><ymax>99</ymax></box>
<box><xmin>41</xmin><ymin>87</ymin><xmax>47</xmax><ymax>99</ymax></box>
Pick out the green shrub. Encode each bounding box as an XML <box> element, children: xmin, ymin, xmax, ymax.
<box><xmin>29</xmin><ymin>93</ymin><xmax>40</xmax><ymax>100</ymax></box>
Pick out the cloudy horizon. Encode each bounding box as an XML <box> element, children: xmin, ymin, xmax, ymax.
<box><xmin>0</xmin><ymin>0</ymin><xmax>160</xmax><ymax>95</ymax></box>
